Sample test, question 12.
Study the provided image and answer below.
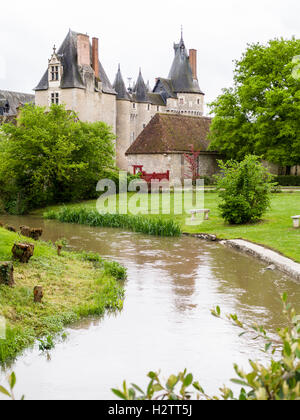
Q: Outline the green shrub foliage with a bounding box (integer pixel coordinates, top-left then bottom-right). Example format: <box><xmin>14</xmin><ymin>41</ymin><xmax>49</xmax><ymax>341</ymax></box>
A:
<box><xmin>0</xmin><ymin>104</ymin><xmax>116</xmax><ymax>214</ymax></box>
<box><xmin>274</xmin><ymin>175</ymin><xmax>300</xmax><ymax>186</ymax></box>
<box><xmin>215</xmin><ymin>155</ymin><xmax>275</xmax><ymax>225</ymax></box>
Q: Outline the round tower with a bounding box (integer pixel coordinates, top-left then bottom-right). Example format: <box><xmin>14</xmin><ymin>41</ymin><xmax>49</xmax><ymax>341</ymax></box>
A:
<box><xmin>113</xmin><ymin>65</ymin><xmax>132</xmax><ymax>171</ymax></box>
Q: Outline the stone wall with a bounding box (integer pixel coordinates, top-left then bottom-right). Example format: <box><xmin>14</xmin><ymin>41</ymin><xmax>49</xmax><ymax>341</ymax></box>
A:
<box><xmin>127</xmin><ymin>152</ymin><xmax>220</xmax><ymax>182</ymax></box>
<box><xmin>35</xmin><ymin>88</ymin><xmax>117</xmax><ymax>133</ymax></box>
<box><xmin>129</xmin><ymin>102</ymin><xmax>167</xmax><ymax>145</ymax></box>
<box><xmin>166</xmin><ymin>93</ymin><xmax>204</xmax><ymax>116</ymax></box>
<box><xmin>197</xmin><ymin>154</ymin><xmax>221</xmax><ymax>177</ymax></box>
<box><xmin>127</xmin><ymin>153</ymin><xmax>183</xmax><ymax>181</ymax></box>
<box><xmin>291</xmin><ymin>166</ymin><xmax>300</xmax><ymax>176</ymax></box>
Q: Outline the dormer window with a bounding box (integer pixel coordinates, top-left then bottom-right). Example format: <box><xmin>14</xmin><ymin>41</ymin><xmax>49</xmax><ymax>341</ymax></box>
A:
<box><xmin>51</xmin><ymin>66</ymin><xmax>59</xmax><ymax>81</ymax></box>
<box><xmin>48</xmin><ymin>45</ymin><xmax>62</xmax><ymax>85</ymax></box>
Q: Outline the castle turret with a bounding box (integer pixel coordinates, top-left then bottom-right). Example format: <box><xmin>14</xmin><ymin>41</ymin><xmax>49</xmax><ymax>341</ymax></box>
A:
<box><xmin>168</xmin><ymin>35</ymin><xmax>203</xmax><ymax>95</ymax></box>
<box><xmin>113</xmin><ymin>65</ymin><xmax>132</xmax><ymax>170</ymax></box>
<box><xmin>133</xmin><ymin>69</ymin><xmax>149</xmax><ymax>103</ymax></box>
<box><xmin>152</xmin><ymin>32</ymin><xmax>205</xmax><ymax>116</ymax></box>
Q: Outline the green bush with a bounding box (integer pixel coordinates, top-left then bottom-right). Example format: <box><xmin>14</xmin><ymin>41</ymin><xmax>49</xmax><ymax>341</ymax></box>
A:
<box><xmin>0</xmin><ymin>104</ymin><xmax>116</xmax><ymax>214</ymax></box>
<box><xmin>197</xmin><ymin>176</ymin><xmax>216</xmax><ymax>186</ymax></box>
<box><xmin>102</xmin><ymin>170</ymin><xmax>141</xmax><ymax>194</ymax></box>
<box><xmin>79</xmin><ymin>251</ymin><xmax>127</xmax><ymax>281</ymax></box>
<box><xmin>103</xmin><ymin>261</ymin><xmax>127</xmax><ymax>281</ymax></box>
<box><xmin>215</xmin><ymin>155</ymin><xmax>275</xmax><ymax>225</ymax></box>
<box><xmin>274</xmin><ymin>176</ymin><xmax>300</xmax><ymax>186</ymax></box>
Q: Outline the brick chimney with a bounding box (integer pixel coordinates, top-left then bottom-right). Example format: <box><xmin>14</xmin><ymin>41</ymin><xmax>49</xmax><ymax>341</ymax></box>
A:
<box><xmin>189</xmin><ymin>49</ymin><xmax>198</xmax><ymax>81</ymax></box>
<box><xmin>92</xmin><ymin>37</ymin><xmax>100</xmax><ymax>79</ymax></box>
<box><xmin>77</xmin><ymin>34</ymin><xmax>90</xmax><ymax>67</ymax></box>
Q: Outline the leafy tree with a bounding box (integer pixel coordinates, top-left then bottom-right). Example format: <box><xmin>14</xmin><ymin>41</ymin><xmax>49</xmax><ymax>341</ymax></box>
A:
<box><xmin>215</xmin><ymin>155</ymin><xmax>274</xmax><ymax>225</ymax></box>
<box><xmin>0</xmin><ymin>104</ymin><xmax>115</xmax><ymax>213</ymax></box>
<box><xmin>208</xmin><ymin>38</ymin><xmax>300</xmax><ymax>167</ymax></box>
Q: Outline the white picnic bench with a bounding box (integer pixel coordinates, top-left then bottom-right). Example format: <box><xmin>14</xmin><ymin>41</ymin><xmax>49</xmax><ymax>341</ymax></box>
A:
<box><xmin>291</xmin><ymin>215</ymin><xmax>300</xmax><ymax>228</ymax></box>
<box><xmin>190</xmin><ymin>209</ymin><xmax>210</xmax><ymax>221</ymax></box>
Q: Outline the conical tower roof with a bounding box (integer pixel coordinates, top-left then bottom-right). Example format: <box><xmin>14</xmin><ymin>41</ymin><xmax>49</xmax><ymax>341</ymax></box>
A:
<box><xmin>168</xmin><ymin>35</ymin><xmax>203</xmax><ymax>94</ymax></box>
<box><xmin>113</xmin><ymin>65</ymin><xmax>131</xmax><ymax>101</ymax></box>
<box><xmin>133</xmin><ymin>69</ymin><xmax>149</xmax><ymax>103</ymax></box>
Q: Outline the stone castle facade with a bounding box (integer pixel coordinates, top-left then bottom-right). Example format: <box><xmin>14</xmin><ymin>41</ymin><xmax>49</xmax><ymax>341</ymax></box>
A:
<box><xmin>35</xmin><ymin>30</ymin><xmax>206</xmax><ymax>172</ymax></box>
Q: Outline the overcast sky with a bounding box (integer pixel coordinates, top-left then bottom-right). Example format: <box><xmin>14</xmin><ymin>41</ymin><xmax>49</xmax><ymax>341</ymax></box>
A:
<box><xmin>0</xmin><ymin>0</ymin><xmax>299</xmax><ymax>114</ymax></box>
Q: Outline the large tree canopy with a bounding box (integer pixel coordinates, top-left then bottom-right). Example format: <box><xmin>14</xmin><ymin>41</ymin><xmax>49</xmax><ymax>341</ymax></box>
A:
<box><xmin>0</xmin><ymin>104</ymin><xmax>116</xmax><ymax>214</ymax></box>
<box><xmin>208</xmin><ymin>38</ymin><xmax>300</xmax><ymax>166</ymax></box>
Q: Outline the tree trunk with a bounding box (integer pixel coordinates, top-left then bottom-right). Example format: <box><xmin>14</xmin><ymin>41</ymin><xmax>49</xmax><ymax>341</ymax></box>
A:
<box><xmin>20</xmin><ymin>226</ymin><xmax>31</xmax><ymax>238</ymax></box>
<box><xmin>12</xmin><ymin>243</ymin><xmax>34</xmax><ymax>263</ymax></box>
<box><xmin>20</xmin><ymin>226</ymin><xmax>43</xmax><ymax>241</ymax></box>
<box><xmin>6</xmin><ymin>226</ymin><xmax>16</xmax><ymax>233</ymax></box>
<box><xmin>57</xmin><ymin>244</ymin><xmax>63</xmax><ymax>256</ymax></box>
<box><xmin>30</xmin><ymin>228</ymin><xmax>43</xmax><ymax>241</ymax></box>
<box><xmin>34</xmin><ymin>286</ymin><xmax>43</xmax><ymax>303</ymax></box>
<box><xmin>0</xmin><ymin>262</ymin><xmax>15</xmax><ymax>287</ymax></box>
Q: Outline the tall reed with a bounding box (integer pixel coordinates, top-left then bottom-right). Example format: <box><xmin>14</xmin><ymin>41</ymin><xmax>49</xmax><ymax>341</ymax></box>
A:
<box><xmin>44</xmin><ymin>208</ymin><xmax>181</xmax><ymax>237</ymax></box>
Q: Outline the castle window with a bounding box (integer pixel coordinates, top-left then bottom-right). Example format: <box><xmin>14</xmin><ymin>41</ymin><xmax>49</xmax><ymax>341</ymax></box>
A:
<box><xmin>147</xmin><ymin>104</ymin><xmax>150</xmax><ymax>111</ymax></box>
<box><xmin>51</xmin><ymin>92</ymin><xmax>60</xmax><ymax>105</ymax></box>
<box><xmin>133</xmin><ymin>103</ymin><xmax>136</xmax><ymax>109</ymax></box>
<box><xmin>143</xmin><ymin>124</ymin><xmax>146</xmax><ymax>129</ymax></box>
<box><xmin>51</xmin><ymin>66</ymin><xmax>59</xmax><ymax>81</ymax></box>
<box><xmin>157</xmin><ymin>106</ymin><xmax>160</xmax><ymax>112</ymax></box>
<box><xmin>179</xmin><ymin>98</ymin><xmax>184</xmax><ymax>105</ymax></box>
<box><xmin>197</xmin><ymin>99</ymin><xmax>201</xmax><ymax>105</ymax></box>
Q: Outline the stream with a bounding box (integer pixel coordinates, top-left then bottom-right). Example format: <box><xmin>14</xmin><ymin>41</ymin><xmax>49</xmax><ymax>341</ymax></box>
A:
<box><xmin>1</xmin><ymin>215</ymin><xmax>300</xmax><ymax>400</ymax></box>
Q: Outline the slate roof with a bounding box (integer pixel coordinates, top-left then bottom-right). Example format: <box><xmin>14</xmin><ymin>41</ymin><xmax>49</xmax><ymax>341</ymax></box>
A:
<box><xmin>147</xmin><ymin>93</ymin><xmax>165</xmax><ymax>106</ymax></box>
<box><xmin>132</xmin><ymin>69</ymin><xmax>148</xmax><ymax>103</ymax></box>
<box><xmin>126</xmin><ymin>113</ymin><xmax>214</xmax><ymax>155</ymax></box>
<box><xmin>152</xmin><ymin>36</ymin><xmax>204</xmax><ymax>102</ymax></box>
<box><xmin>168</xmin><ymin>37</ymin><xmax>203</xmax><ymax>94</ymax></box>
<box><xmin>113</xmin><ymin>65</ymin><xmax>131</xmax><ymax>101</ymax></box>
<box><xmin>153</xmin><ymin>78</ymin><xmax>177</xmax><ymax>103</ymax></box>
<box><xmin>35</xmin><ymin>30</ymin><xmax>116</xmax><ymax>95</ymax></box>
<box><xmin>0</xmin><ymin>90</ymin><xmax>34</xmax><ymax>115</ymax></box>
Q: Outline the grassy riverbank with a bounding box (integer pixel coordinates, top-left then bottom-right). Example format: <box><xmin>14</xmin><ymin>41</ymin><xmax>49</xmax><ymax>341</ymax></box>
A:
<box><xmin>41</xmin><ymin>192</ymin><xmax>300</xmax><ymax>263</ymax></box>
<box><xmin>0</xmin><ymin>227</ymin><xmax>125</xmax><ymax>364</ymax></box>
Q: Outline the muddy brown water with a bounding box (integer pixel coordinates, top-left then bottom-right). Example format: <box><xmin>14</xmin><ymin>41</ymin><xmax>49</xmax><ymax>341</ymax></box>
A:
<box><xmin>1</xmin><ymin>215</ymin><xmax>300</xmax><ymax>400</ymax></box>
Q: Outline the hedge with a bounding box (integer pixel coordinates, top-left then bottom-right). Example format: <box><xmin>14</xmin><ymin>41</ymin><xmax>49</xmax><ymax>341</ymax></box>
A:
<box><xmin>274</xmin><ymin>176</ymin><xmax>300</xmax><ymax>186</ymax></box>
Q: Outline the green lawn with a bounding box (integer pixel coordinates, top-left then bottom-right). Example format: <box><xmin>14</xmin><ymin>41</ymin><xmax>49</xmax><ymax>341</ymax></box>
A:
<box><xmin>0</xmin><ymin>227</ymin><xmax>125</xmax><ymax>364</ymax></box>
<box><xmin>39</xmin><ymin>192</ymin><xmax>300</xmax><ymax>263</ymax></box>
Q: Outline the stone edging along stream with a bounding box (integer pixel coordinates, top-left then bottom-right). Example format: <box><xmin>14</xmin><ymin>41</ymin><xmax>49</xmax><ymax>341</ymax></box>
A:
<box><xmin>183</xmin><ymin>233</ymin><xmax>300</xmax><ymax>282</ymax></box>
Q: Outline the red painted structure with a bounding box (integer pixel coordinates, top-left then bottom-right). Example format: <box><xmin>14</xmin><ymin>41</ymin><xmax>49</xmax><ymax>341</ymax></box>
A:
<box><xmin>132</xmin><ymin>165</ymin><xmax>170</xmax><ymax>183</ymax></box>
